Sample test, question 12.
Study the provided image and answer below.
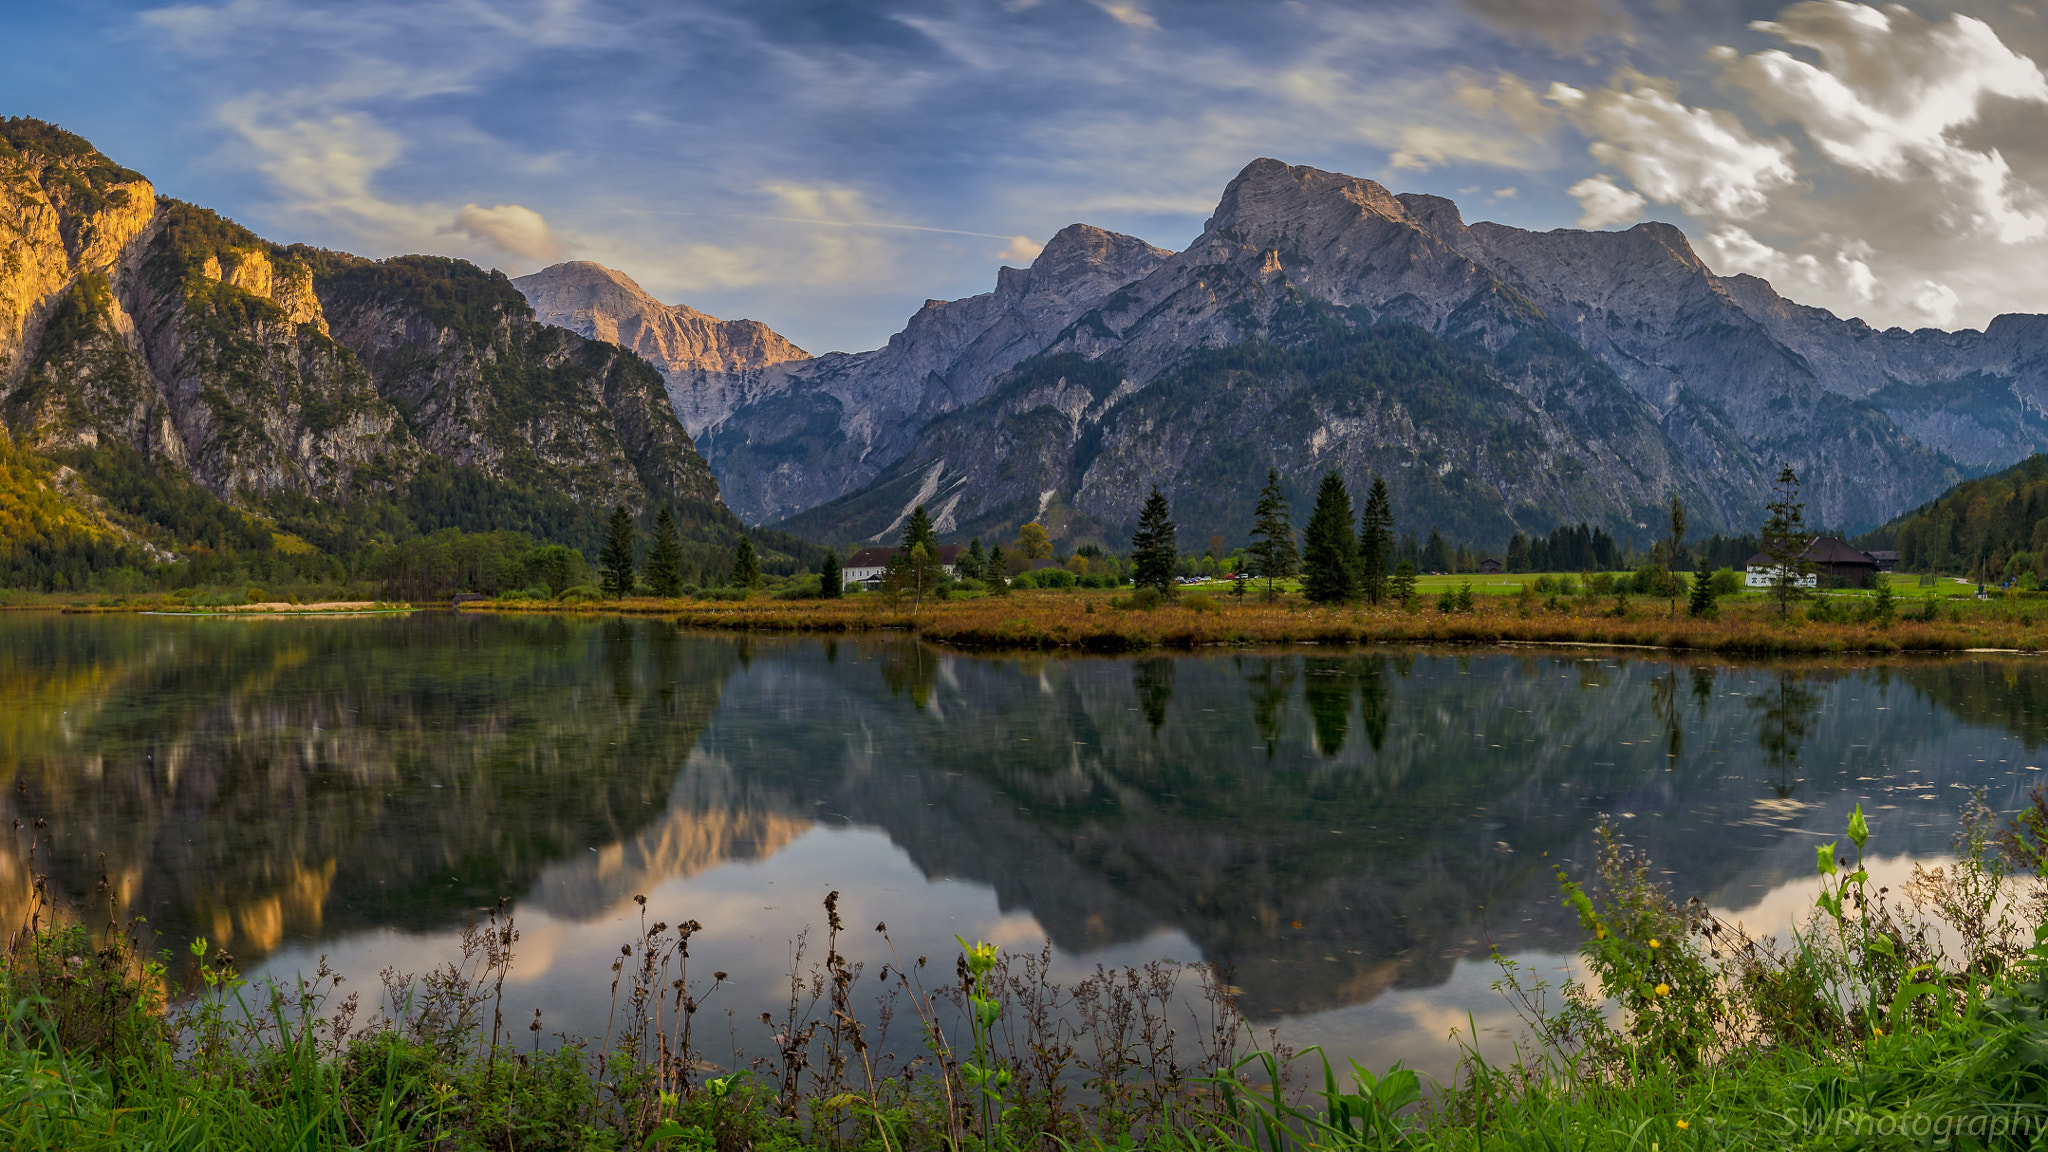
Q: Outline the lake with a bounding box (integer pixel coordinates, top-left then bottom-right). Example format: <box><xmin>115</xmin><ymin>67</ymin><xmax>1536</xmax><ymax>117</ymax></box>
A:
<box><xmin>2</xmin><ymin>611</ymin><xmax>2041</xmax><ymax>1080</ymax></box>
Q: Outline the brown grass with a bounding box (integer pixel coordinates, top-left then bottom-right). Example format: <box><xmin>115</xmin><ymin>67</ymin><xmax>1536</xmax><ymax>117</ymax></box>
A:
<box><xmin>474</xmin><ymin>589</ymin><xmax>2048</xmax><ymax>654</ymax></box>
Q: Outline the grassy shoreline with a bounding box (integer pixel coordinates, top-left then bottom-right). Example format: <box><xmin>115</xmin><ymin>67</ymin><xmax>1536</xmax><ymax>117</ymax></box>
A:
<box><xmin>472</xmin><ymin>586</ymin><xmax>2048</xmax><ymax>656</ymax></box>
<box><xmin>15</xmin><ymin>581</ymin><xmax>2048</xmax><ymax>654</ymax></box>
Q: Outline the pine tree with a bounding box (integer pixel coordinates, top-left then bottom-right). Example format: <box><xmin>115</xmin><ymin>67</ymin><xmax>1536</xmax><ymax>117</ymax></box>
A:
<box><xmin>882</xmin><ymin>543</ymin><xmax>943</xmax><ymax>609</ymax></box>
<box><xmin>1505</xmin><ymin>531</ymin><xmax>1529</xmax><ymax>573</ymax></box>
<box><xmin>1759</xmin><ymin>465</ymin><xmax>1810</xmax><ymax>618</ymax></box>
<box><xmin>818</xmin><ymin>549</ymin><xmax>842</xmax><ymax>599</ymax></box>
<box><xmin>1421</xmin><ymin>528</ymin><xmax>1450</xmax><ymax>574</ymax></box>
<box><xmin>644</xmin><ymin>506</ymin><xmax>683</xmax><ymax>597</ymax></box>
<box><xmin>903</xmin><ymin>505</ymin><xmax>937</xmax><ymax>555</ymax></box>
<box><xmin>1687</xmin><ymin>568</ymin><xmax>1716</xmax><ymax>619</ymax></box>
<box><xmin>1231</xmin><ymin>567</ymin><xmax>1248</xmax><ymax>601</ymax></box>
<box><xmin>730</xmin><ymin>535</ymin><xmax>761</xmax><ymax>590</ymax></box>
<box><xmin>599</xmin><ymin>504</ymin><xmax>637</xmax><ymax>599</ymax></box>
<box><xmin>1130</xmin><ymin>487</ymin><xmax>1179</xmax><ymax>596</ymax></box>
<box><xmin>985</xmin><ymin>544</ymin><xmax>1009</xmax><ymax>594</ymax></box>
<box><xmin>1357</xmin><ymin>475</ymin><xmax>1393</xmax><ymax>604</ymax></box>
<box><xmin>1246</xmin><ymin>469</ymin><xmax>1298</xmax><ymax>601</ymax></box>
<box><xmin>965</xmin><ymin>538</ymin><xmax>987</xmax><ymax>583</ymax></box>
<box><xmin>1301</xmin><ymin>472</ymin><xmax>1358</xmax><ymax>604</ymax></box>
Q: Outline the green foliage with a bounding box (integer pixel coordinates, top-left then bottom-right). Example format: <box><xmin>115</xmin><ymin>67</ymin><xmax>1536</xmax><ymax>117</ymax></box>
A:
<box><xmin>599</xmin><ymin>504</ymin><xmax>637</xmax><ymax>598</ymax></box>
<box><xmin>1687</xmin><ymin>569</ymin><xmax>1718</xmax><ymax>619</ymax></box>
<box><xmin>817</xmin><ymin>549</ymin><xmax>842</xmax><ymax>599</ymax></box>
<box><xmin>1129</xmin><ymin>487</ymin><xmax>1179</xmax><ymax>596</ymax></box>
<box><xmin>1301</xmin><ymin>472</ymin><xmax>1358</xmax><ymax>604</ymax></box>
<box><xmin>1389</xmin><ymin>559</ymin><xmax>1417</xmax><ymax>607</ymax></box>
<box><xmin>1872</xmin><ymin>452</ymin><xmax>2048</xmax><ymax>579</ymax></box>
<box><xmin>900</xmin><ymin>504</ymin><xmax>936</xmax><ymax>554</ymax></box>
<box><xmin>730</xmin><ymin>536</ymin><xmax>761</xmax><ymax>590</ymax></box>
<box><xmin>1246</xmin><ymin>469</ymin><xmax>1297</xmax><ymax>601</ymax></box>
<box><xmin>297</xmin><ymin>251</ymin><xmax>533</xmax><ymax>338</ymax></box>
<box><xmin>1357</xmin><ymin>475</ymin><xmax>1393</xmax><ymax>604</ymax></box>
<box><xmin>645</xmin><ymin>507</ymin><xmax>684</xmax><ymax>597</ymax></box>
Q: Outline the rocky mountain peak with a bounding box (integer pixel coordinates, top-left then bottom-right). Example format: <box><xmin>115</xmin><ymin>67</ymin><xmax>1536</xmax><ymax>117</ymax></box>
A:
<box><xmin>1202</xmin><ymin>158</ymin><xmax>1411</xmax><ymax>243</ymax></box>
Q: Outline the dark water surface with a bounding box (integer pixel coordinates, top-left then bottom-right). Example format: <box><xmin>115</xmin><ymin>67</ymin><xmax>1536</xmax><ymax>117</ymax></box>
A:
<box><xmin>3</xmin><ymin>611</ymin><xmax>2043</xmax><ymax>1076</ymax></box>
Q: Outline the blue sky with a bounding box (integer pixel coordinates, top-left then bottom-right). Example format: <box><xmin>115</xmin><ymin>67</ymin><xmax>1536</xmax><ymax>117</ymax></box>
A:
<box><xmin>10</xmin><ymin>0</ymin><xmax>2048</xmax><ymax>352</ymax></box>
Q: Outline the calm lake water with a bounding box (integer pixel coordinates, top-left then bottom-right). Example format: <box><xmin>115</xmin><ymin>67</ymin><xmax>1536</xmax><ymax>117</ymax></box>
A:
<box><xmin>3</xmin><ymin>611</ymin><xmax>2044</xmax><ymax>1079</ymax></box>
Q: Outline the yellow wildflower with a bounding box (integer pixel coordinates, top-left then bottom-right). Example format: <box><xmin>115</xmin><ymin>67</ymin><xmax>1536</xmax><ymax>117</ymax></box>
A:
<box><xmin>1655</xmin><ymin>983</ymin><xmax>1671</xmax><ymax>996</ymax></box>
<box><xmin>1649</xmin><ymin>938</ymin><xmax>1661</xmax><ymax>949</ymax></box>
<box><xmin>1677</xmin><ymin>1120</ymin><xmax>1689</xmax><ymax>1130</ymax></box>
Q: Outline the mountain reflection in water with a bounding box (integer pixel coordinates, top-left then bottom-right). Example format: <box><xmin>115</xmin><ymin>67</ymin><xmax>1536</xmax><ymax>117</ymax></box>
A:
<box><xmin>3</xmin><ymin>614</ymin><xmax>2044</xmax><ymax>1034</ymax></box>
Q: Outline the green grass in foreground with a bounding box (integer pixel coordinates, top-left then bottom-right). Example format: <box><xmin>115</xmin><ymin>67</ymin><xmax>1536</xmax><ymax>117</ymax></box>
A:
<box><xmin>4</xmin><ymin>796</ymin><xmax>2048</xmax><ymax>1149</ymax></box>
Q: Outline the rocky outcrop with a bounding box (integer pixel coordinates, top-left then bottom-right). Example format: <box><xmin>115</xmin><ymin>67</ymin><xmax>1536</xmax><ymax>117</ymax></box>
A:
<box><xmin>513</xmin><ymin>261</ymin><xmax>809</xmax><ymax>434</ymax></box>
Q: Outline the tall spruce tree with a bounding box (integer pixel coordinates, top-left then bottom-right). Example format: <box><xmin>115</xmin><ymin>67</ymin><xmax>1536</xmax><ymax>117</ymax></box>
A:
<box><xmin>1505</xmin><ymin>532</ymin><xmax>1529</xmax><ymax>573</ymax></box>
<box><xmin>1421</xmin><ymin>528</ymin><xmax>1450</xmax><ymax>574</ymax></box>
<box><xmin>1357</xmin><ymin>475</ymin><xmax>1393</xmax><ymax>604</ymax></box>
<box><xmin>1759</xmin><ymin>465</ymin><xmax>1810</xmax><ymax>618</ymax></box>
<box><xmin>1301</xmin><ymin>472</ymin><xmax>1358</xmax><ymax>603</ymax></box>
<box><xmin>644</xmin><ymin>506</ymin><xmax>683</xmax><ymax>597</ymax></box>
<box><xmin>818</xmin><ymin>549</ymin><xmax>842</xmax><ymax>598</ymax></box>
<box><xmin>965</xmin><ymin>538</ymin><xmax>987</xmax><ymax>583</ymax></box>
<box><xmin>1246</xmin><ymin>469</ymin><xmax>1298</xmax><ymax>601</ymax></box>
<box><xmin>730</xmin><ymin>535</ymin><xmax>761</xmax><ymax>590</ymax></box>
<box><xmin>902</xmin><ymin>505</ymin><xmax>937</xmax><ymax>555</ymax></box>
<box><xmin>985</xmin><ymin>544</ymin><xmax>1009</xmax><ymax>593</ymax></box>
<box><xmin>599</xmin><ymin>504</ymin><xmax>637</xmax><ymax>598</ymax></box>
<box><xmin>1130</xmin><ymin>487</ymin><xmax>1179</xmax><ymax>596</ymax></box>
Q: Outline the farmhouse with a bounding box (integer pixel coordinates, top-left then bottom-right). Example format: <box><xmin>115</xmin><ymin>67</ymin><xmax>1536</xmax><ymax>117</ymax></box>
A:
<box><xmin>843</xmin><ymin>545</ymin><xmax>964</xmax><ymax>585</ymax></box>
<box><xmin>1744</xmin><ymin>537</ymin><xmax>1880</xmax><ymax>589</ymax></box>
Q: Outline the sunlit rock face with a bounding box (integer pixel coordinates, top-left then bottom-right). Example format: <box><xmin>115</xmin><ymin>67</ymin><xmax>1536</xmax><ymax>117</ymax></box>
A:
<box><xmin>0</xmin><ymin>119</ymin><xmax>736</xmax><ymax>537</ymax></box>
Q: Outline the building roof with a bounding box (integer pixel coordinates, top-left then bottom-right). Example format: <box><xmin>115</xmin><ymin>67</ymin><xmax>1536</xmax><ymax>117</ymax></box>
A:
<box><xmin>1744</xmin><ymin>537</ymin><xmax>1876</xmax><ymax>568</ymax></box>
<box><xmin>845</xmin><ymin>544</ymin><xmax>964</xmax><ymax>569</ymax></box>
<box><xmin>1869</xmin><ymin>550</ymin><xmax>1899</xmax><ymax>561</ymax></box>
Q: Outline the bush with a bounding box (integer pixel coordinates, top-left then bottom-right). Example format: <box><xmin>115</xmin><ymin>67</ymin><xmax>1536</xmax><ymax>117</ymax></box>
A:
<box><xmin>1710</xmin><ymin>567</ymin><xmax>1744</xmax><ymax>596</ymax></box>
<box><xmin>556</xmin><ymin>585</ymin><xmax>602</xmax><ymax>602</ymax></box>
<box><xmin>1182</xmin><ymin>591</ymin><xmax>1220</xmax><ymax>614</ymax></box>
<box><xmin>244</xmin><ymin>586</ymin><xmax>268</xmax><ymax>604</ymax></box>
<box><xmin>1114</xmin><ymin>586</ymin><xmax>1164</xmax><ymax>610</ymax></box>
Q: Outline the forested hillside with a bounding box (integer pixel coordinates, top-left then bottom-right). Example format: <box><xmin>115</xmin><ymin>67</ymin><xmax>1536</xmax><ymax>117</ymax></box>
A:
<box><xmin>1863</xmin><ymin>454</ymin><xmax>2048</xmax><ymax>581</ymax></box>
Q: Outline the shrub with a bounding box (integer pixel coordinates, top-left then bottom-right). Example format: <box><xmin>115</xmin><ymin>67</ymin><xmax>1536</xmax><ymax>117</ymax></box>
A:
<box><xmin>1710</xmin><ymin>567</ymin><xmax>1744</xmax><ymax>596</ymax></box>
<box><xmin>1116</xmin><ymin>586</ymin><xmax>1164</xmax><ymax>611</ymax></box>
<box><xmin>244</xmin><ymin>586</ymin><xmax>268</xmax><ymax>603</ymax></box>
<box><xmin>1182</xmin><ymin>591</ymin><xmax>1220</xmax><ymax>614</ymax></box>
<box><xmin>556</xmin><ymin>585</ymin><xmax>602</xmax><ymax>602</ymax></box>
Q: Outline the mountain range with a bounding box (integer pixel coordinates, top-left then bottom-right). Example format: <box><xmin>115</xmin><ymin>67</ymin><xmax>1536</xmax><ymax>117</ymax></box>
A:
<box><xmin>522</xmin><ymin>159</ymin><xmax>2048</xmax><ymax>551</ymax></box>
<box><xmin>0</xmin><ymin>116</ymin><xmax>749</xmax><ymax>579</ymax></box>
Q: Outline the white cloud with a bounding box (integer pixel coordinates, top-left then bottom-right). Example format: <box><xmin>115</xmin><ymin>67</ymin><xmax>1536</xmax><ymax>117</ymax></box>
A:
<box><xmin>1558</xmin><ymin>76</ymin><xmax>1798</xmax><ymax>221</ymax></box>
<box><xmin>995</xmin><ymin>235</ymin><xmax>1044</xmax><ymax>263</ymax></box>
<box><xmin>1722</xmin><ymin>1</ymin><xmax>2048</xmax><ymax>242</ymax></box>
<box><xmin>442</xmin><ymin>203</ymin><xmax>565</xmax><ymax>262</ymax></box>
<box><xmin>1567</xmin><ymin>174</ymin><xmax>1644</xmax><ymax>228</ymax></box>
<box><xmin>1091</xmin><ymin>1</ymin><xmax>1159</xmax><ymax>31</ymax></box>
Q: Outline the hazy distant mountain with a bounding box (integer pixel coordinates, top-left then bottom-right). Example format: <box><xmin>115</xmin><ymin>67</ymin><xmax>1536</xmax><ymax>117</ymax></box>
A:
<box><xmin>774</xmin><ymin>159</ymin><xmax>2048</xmax><ymax>548</ymax></box>
<box><xmin>513</xmin><ymin>261</ymin><xmax>810</xmax><ymax>434</ymax></box>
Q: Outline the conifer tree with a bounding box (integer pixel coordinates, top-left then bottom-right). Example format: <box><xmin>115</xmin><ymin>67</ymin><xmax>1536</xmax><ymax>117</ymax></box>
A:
<box><xmin>985</xmin><ymin>544</ymin><xmax>1010</xmax><ymax>594</ymax></box>
<box><xmin>599</xmin><ymin>504</ymin><xmax>637</xmax><ymax>598</ymax></box>
<box><xmin>1687</xmin><ymin>568</ymin><xmax>1716</xmax><ymax>619</ymax></box>
<box><xmin>1357</xmin><ymin>477</ymin><xmax>1394</xmax><ymax>604</ymax></box>
<box><xmin>1246</xmin><ymin>469</ymin><xmax>1298</xmax><ymax>601</ymax></box>
<box><xmin>903</xmin><ymin>505</ymin><xmax>937</xmax><ymax>555</ymax></box>
<box><xmin>645</xmin><ymin>506</ymin><xmax>683</xmax><ymax>597</ymax></box>
<box><xmin>965</xmin><ymin>538</ymin><xmax>987</xmax><ymax>583</ymax></box>
<box><xmin>1664</xmin><ymin>494</ymin><xmax>1688</xmax><ymax>617</ymax></box>
<box><xmin>730</xmin><ymin>535</ymin><xmax>761</xmax><ymax>590</ymax></box>
<box><xmin>1759</xmin><ymin>465</ymin><xmax>1810</xmax><ymax>618</ymax></box>
<box><xmin>1301</xmin><ymin>472</ymin><xmax>1358</xmax><ymax>603</ymax></box>
<box><xmin>1505</xmin><ymin>531</ymin><xmax>1529</xmax><ymax>573</ymax></box>
<box><xmin>818</xmin><ymin>549</ymin><xmax>842</xmax><ymax>599</ymax></box>
<box><xmin>1421</xmin><ymin>528</ymin><xmax>1450</xmax><ymax>574</ymax></box>
<box><xmin>1130</xmin><ymin>487</ymin><xmax>1179</xmax><ymax>596</ymax></box>
<box><xmin>1390</xmin><ymin>559</ymin><xmax>1418</xmax><ymax>606</ymax></box>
